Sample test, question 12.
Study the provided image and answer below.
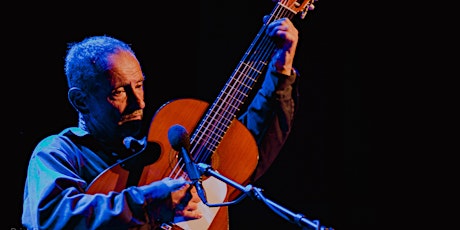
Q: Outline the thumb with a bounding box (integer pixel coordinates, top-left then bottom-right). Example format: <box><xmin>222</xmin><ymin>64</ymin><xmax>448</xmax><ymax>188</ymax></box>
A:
<box><xmin>140</xmin><ymin>177</ymin><xmax>190</xmax><ymax>201</ymax></box>
<box><xmin>162</xmin><ymin>177</ymin><xmax>190</xmax><ymax>191</ymax></box>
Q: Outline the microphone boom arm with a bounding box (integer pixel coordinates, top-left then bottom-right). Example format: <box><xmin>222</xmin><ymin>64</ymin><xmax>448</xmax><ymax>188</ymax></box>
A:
<box><xmin>196</xmin><ymin>163</ymin><xmax>334</xmax><ymax>230</ymax></box>
<box><xmin>167</xmin><ymin>124</ymin><xmax>332</xmax><ymax>229</ymax></box>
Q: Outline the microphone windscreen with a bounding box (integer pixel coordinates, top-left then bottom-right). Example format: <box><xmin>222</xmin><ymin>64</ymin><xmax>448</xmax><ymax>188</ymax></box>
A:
<box><xmin>167</xmin><ymin>124</ymin><xmax>190</xmax><ymax>151</ymax></box>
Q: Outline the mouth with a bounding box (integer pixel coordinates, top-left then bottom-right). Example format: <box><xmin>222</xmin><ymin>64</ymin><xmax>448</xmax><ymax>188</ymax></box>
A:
<box><xmin>118</xmin><ymin>109</ymin><xmax>143</xmax><ymax>125</ymax></box>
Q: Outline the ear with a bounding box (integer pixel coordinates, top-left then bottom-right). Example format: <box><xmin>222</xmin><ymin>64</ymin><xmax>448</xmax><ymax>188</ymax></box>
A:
<box><xmin>68</xmin><ymin>87</ymin><xmax>90</xmax><ymax>114</ymax></box>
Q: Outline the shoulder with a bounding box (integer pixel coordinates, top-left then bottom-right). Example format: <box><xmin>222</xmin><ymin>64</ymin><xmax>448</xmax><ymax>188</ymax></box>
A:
<box><xmin>30</xmin><ymin>127</ymin><xmax>88</xmax><ymax>162</ymax></box>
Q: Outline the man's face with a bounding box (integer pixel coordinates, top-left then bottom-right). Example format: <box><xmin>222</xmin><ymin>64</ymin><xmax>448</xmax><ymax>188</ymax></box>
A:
<box><xmin>86</xmin><ymin>50</ymin><xmax>146</xmax><ymax>143</ymax></box>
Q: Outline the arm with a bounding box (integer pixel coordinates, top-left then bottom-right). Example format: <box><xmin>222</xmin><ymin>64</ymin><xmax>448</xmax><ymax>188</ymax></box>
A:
<box><xmin>238</xmin><ymin>66</ymin><xmax>299</xmax><ymax>181</ymax></box>
<box><xmin>21</xmin><ymin>134</ymin><xmax>190</xmax><ymax>229</ymax></box>
<box><xmin>238</xmin><ymin>17</ymin><xmax>300</xmax><ymax>181</ymax></box>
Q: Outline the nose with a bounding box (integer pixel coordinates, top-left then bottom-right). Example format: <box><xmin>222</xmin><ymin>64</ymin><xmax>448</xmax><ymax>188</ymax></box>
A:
<box><xmin>126</xmin><ymin>85</ymin><xmax>145</xmax><ymax>111</ymax></box>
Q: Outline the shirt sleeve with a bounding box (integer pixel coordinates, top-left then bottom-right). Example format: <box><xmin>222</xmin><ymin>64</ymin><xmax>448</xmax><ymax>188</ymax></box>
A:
<box><xmin>238</xmin><ymin>64</ymin><xmax>299</xmax><ymax>181</ymax></box>
<box><xmin>21</xmin><ymin>135</ymin><xmax>167</xmax><ymax>229</ymax></box>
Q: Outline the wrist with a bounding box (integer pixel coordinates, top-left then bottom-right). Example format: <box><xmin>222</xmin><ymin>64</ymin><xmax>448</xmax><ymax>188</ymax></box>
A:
<box><xmin>272</xmin><ymin>67</ymin><xmax>297</xmax><ymax>89</ymax></box>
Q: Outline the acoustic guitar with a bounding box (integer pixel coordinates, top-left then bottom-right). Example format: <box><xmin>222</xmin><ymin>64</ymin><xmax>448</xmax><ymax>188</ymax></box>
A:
<box><xmin>86</xmin><ymin>0</ymin><xmax>316</xmax><ymax>229</ymax></box>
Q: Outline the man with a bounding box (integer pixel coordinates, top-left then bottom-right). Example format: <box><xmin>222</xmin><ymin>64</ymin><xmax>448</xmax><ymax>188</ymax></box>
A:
<box><xmin>22</xmin><ymin>15</ymin><xmax>304</xmax><ymax>229</ymax></box>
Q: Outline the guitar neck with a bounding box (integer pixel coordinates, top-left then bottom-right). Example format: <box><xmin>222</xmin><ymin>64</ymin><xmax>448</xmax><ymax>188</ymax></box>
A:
<box><xmin>190</xmin><ymin>1</ymin><xmax>305</xmax><ymax>163</ymax></box>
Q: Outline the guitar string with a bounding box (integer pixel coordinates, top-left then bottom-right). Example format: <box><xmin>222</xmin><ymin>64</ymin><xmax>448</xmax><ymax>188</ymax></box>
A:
<box><xmin>192</xmin><ymin>30</ymin><xmax>274</xmax><ymax>164</ymax></box>
<box><xmin>168</xmin><ymin>2</ymin><xmax>294</xmax><ymax>181</ymax></box>
<box><xmin>193</xmin><ymin>3</ymin><xmax>293</xmax><ymax>164</ymax></box>
<box><xmin>188</xmin><ymin>2</ymin><xmax>292</xmax><ymax>168</ymax></box>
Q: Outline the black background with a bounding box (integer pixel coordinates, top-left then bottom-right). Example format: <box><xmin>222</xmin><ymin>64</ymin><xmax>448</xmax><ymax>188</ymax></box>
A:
<box><xmin>6</xmin><ymin>0</ymin><xmax>416</xmax><ymax>229</ymax></box>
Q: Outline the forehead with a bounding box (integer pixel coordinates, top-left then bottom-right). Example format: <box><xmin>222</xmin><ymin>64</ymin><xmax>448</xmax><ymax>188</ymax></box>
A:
<box><xmin>107</xmin><ymin>50</ymin><xmax>141</xmax><ymax>73</ymax></box>
<box><xmin>106</xmin><ymin>50</ymin><xmax>143</xmax><ymax>85</ymax></box>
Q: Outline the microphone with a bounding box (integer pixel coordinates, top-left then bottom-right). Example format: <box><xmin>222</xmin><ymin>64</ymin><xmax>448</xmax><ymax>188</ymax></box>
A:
<box><xmin>167</xmin><ymin>124</ymin><xmax>207</xmax><ymax>203</ymax></box>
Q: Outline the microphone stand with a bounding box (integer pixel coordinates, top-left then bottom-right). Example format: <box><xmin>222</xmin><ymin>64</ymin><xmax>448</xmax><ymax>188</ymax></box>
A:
<box><xmin>195</xmin><ymin>163</ymin><xmax>334</xmax><ymax>230</ymax></box>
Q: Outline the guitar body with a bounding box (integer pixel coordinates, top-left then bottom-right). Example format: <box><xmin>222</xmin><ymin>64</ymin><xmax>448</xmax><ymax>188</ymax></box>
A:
<box><xmin>87</xmin><ymin>98</ymin><xmax>259</xmax><ymax>229</ymax></box>
<box><xmin>147</xmin><ymin>98</ymin><xmax>259</xmax><ymax>229</ymax></box>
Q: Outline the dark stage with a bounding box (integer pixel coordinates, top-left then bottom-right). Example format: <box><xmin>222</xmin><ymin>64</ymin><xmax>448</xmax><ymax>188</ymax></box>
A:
<box><xmin>7</xmin><ymin>1</ymin><xmax>391</xmax><ymax>229</ymax></box>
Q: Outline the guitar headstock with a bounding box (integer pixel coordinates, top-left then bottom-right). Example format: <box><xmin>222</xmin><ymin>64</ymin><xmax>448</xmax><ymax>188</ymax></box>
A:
<box><xmin>276</xmin><ymin>0</ymin><xmax>318</xmax><ymax>19</ymax></box>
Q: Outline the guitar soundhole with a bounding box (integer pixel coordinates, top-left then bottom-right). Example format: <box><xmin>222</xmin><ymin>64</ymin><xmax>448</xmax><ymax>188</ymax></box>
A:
<box><xmin>166</xmin><ymin>149</ymin><xmax>221</xmax><ymax>178</ymax></box>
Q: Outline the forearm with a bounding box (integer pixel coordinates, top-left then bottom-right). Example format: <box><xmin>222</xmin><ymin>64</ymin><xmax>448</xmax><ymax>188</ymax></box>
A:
<box><xmin>22</xmin><ymin>151</ymin><xmax>163</xmax><ymax>229</ymax></box>
<box><xmin>23</xmin><ymin>182</ymin><xmax>153</xmax><ymax>229</ymax></box>
<box><xmin>238</xmin><ymin>65</ymin><xmax>299</xmax><ymax>181</ymax></box>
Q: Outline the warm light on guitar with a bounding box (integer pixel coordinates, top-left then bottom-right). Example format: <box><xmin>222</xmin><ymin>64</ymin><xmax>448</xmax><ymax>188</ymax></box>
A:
<box><xmin>86</xmin><ymin>1</ymin><xmax>324</xmax><ymax>229</ymax></box>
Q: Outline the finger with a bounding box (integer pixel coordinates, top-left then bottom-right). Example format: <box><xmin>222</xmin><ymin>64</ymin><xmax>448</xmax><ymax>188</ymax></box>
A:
<box><xmin>141</xmin><ymin>178</ymin><xmax>189</xmax><ymax>201</ymax></box>
<box><xmin>267</xmin><ymin>18</ymin><xmax>294</xmax><ymax>36</ymax></box>
<box><xmin>186</xmin><ymin>197</ymin><xmax>200</xmax><ymax>209</ymax></box>
<box><xmin>263</xmin><ymin>15</ymin><xmax>270</xmax><ymax>24</ymax></box>
<box><xmin>189</xmin><ymin>187</ymin><xmax>201</xmax><ymax>203</ymax></box>
<box><xmin>171</xmin><ymin>184</ymin><xmax>192</xmax><ymax>207</ymax></box>
<box><xmin>162</xmin><ymin>177</ymin><xmax>191</xmax><ymax>191</ymax></box>
<box><xmin>177</xmin><ymin>209</ymin><xmax>203</xmax><ymax>220</ymax></box>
